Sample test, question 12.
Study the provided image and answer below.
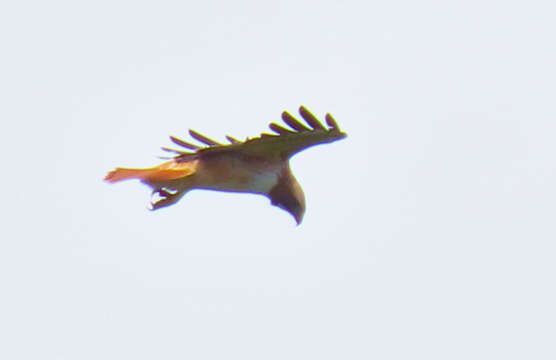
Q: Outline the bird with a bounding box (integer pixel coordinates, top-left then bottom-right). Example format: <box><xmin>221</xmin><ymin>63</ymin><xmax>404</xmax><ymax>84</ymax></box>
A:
<box><xmin>104</xmin><ymin>106</ymin><xmax>347</xmax><ymax>224</ymax></box>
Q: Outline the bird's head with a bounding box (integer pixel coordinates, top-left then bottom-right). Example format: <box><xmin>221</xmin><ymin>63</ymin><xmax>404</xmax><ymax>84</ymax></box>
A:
<box><xmin>268</xmin><ymin>169</ymin><xmax>306</xmax><ymax>225</ymax></box>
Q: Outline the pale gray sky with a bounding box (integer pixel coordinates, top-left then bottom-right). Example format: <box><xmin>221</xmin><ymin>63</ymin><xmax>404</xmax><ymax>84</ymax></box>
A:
<box><xmin>1</xmin><ymin>0</ymin><xmax>555</xmax><ymax>359</ymax></box>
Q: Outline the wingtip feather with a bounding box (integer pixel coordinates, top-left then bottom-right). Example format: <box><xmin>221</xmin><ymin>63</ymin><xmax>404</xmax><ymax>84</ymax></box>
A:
<box><xmin>170</xmin><ymin>136</ymin><xmax>200</xmax><ymax>150</ymax></box>
<box><xmin>226</xmin><ymin>135</ymin><xmax>240</xmax><ymax>144</ymax></box>
<box><xmin>299</xmin><ymin>106</ymin><xmax>326</xmax><ymax>130</ymax></box>
<box><xmin>281</xmin><ymin>111</ymin><xmax>311</xmax><ymax>132</ymax></box>
<box><xmin>189</xmin><ymin>129</ymin><xmax>221</xmax><ymax>146</ymax></box>
<box><xmin>325</xmin><ymin>113</ymin><xmax>339</xmax><ymax>130</ymax></box>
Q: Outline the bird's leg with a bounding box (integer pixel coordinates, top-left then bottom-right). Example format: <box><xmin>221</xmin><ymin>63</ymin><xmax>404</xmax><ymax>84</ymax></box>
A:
<box><xmin>149</xmin><ymin>187</ymin><xmax>185</xmax><ymax>210</ymax></box>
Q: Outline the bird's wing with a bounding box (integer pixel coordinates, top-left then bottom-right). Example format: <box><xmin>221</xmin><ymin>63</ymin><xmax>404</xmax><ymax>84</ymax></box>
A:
<box><xmin>167</xmin><ymin>106</ymin><xmax>346</xmax><ymax>162</ymax></box>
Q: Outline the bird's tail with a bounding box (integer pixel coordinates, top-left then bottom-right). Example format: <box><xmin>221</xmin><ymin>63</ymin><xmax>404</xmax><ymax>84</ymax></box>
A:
<box><xmin>104</xmin><ymin>160</ymin><xmax>198</xmax><ymax>183</ymax></box>
<box><xmin>104</xmin><ymin>168</ymin><xmax>153</xmax><ymax>183</ymax></box>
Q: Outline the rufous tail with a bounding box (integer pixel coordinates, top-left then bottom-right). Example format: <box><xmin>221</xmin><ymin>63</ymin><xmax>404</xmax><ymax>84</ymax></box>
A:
<box><xmin>104</xmin><ymin>160</ymin><xmax>198</xmax><ymax>183</ymax></box>
<box><xmin>104</xmin><ymin>168</ymin><xmax>154</xmax><ymax>183</ymax></box>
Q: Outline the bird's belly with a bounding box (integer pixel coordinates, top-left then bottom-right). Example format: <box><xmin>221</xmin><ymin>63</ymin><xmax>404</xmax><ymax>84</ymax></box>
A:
<box><xmin>205</xmin><ymin>170</ymin><xmax>278</xmax><ymax>194</ymax></box>
<box><xmin>198</xmin><ymin>157</ymin><xmax>280</xmax><ymax>194</ymax></box>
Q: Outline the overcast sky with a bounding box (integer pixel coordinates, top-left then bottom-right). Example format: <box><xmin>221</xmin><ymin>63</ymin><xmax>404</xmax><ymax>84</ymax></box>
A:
<box><xmin>1</xmin><ymin>0</ymin><xmax>555</xmax><ymax>359</ymax></box>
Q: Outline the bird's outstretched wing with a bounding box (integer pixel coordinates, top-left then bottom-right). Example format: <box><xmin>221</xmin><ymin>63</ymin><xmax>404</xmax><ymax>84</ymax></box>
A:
<box><xmin>167</xmin><ymin>106</ymin><xmax>347</xmax><ymax>162</ymax></box>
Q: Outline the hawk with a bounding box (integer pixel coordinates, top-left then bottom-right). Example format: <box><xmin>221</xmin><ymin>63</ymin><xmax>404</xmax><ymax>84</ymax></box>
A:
<box><xmin>105</xmin><ymin>106</ymin><xmax>347</xmax><ymax>224</ymax></box>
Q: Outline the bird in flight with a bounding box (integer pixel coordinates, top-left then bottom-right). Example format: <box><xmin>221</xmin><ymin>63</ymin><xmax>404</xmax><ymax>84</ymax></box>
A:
<box><xmin>104</xmin><ymin>106</ymin><xmax>347</xmax><ymax>224</ymax></box>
